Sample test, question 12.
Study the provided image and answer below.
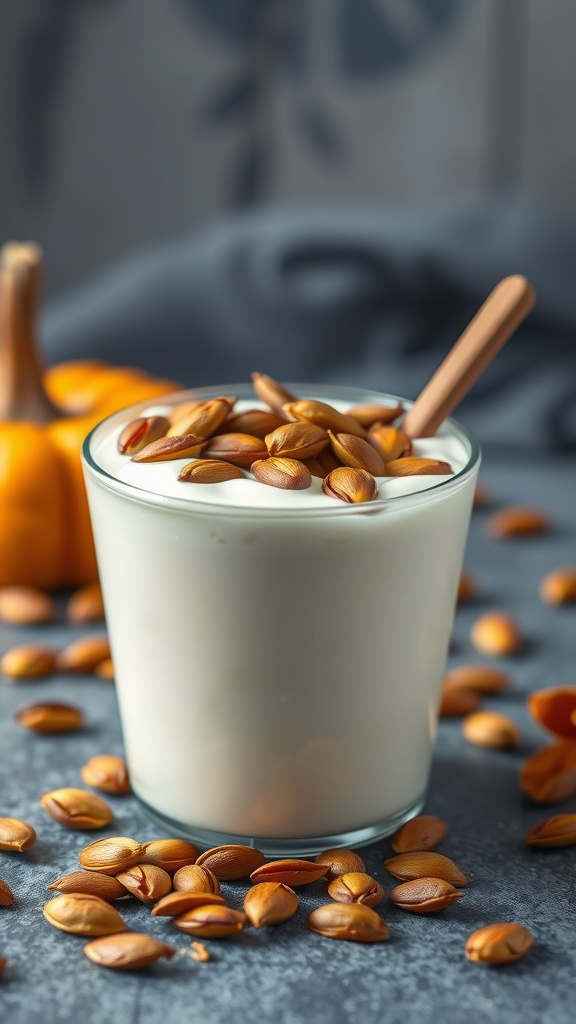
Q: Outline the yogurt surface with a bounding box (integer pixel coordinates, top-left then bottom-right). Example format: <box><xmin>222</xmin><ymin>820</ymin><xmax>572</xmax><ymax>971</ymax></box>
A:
<box><xmin>92</xmin><ymin>396</ymin><xmax>470</xmax><ymax>510</ymax></box>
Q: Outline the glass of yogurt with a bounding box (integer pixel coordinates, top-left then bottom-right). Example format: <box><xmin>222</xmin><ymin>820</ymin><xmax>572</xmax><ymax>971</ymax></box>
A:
<box><xmin>82</xmin><ymin>383</ymin><xmax>480</xmax><ymax>856</ymax></box>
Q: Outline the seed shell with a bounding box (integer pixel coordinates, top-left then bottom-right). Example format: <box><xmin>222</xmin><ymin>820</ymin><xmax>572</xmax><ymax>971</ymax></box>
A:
<box><xmin>443</xmin><ymin>664</ymin><xmax>510</xmax><ymax>695</ymax></box>
<box><xmin>527</xmin><ymin>686</ymin><xmax>576</xmax><ymax>740</ymax></box>
<box><xmin>14</xmin><ymin>700</ymin><xmax>84</xmax><ymax>733</ymax></box>
<box><xmin>0</xmin><ymin>817</ymin><xmax>36</xmax><ymax>852</ymax></box>
<box><xmin>39</xmin><ymin>788</ymin><xmax>114</xmax><ymax>830</ymax></box>
<box><xmin>250</xmin><ymin>858</ymin><xmax>328</xmax><ymax>887</ymax></box>
<box><xmin>328</xmin><ymin>432</ymin><xmax>386</xmax><ymax>476</ymax></box>
<box><xmin>131</xmin><ymin>434</ymin><xmax>205</xmax><ymax>463</ymax></box>
<box><xmin>389</xmin><ymin>877</ymin><xmax>462</xmax><ymax>913</ymax></box>
<box><xmin>251</xmin><ymin>372</ymin><xmax>295</xmax><ymax>415</ymax></box>
<box><xmin>464</xmin><ymin>922</ymin><xmax>534</xmax><ymax>964</ymax></box>
<box><xmin>243</xmin><ymin>882</ymin><xmax>299</xmax><ymax>927</ymax></box>
<box><xmin>302</xmin><ymin>448</ymin><xmax>341</xmax><ymax>479</ymax></box>
<box><xmin>384</xmin><ymin>852</ymin><xmax>468</xmax><ymax>887</ymax></box>
<box><xmin>265</xmin><ymin>422</ymin><xmax>329</xmax><ymax>461</ymax></box>
<box><xmin>1</xmin><ymin>644</ymin><xmax>57</xmax><ymax>680</ymax></box>
<box><xmin>470</xmin><ymin>612</ymin><xmax>523</xmax><ymax>657</ymax></box>
<box><xmin>83</xmin><ymin>932</ymin><xmax>175</xmax><ymax>970</ymax></box>
<box><xmin>178</xmin><ymin>459</ymin><xmax>245</xmax><ymax>484</ymax></box>
<box><xmin>314</xmin><ymin>849</ymin><xmax>366</xmax><ymax>880</ymax></box>
<box><xmin>47</xmin><ymin>872</ymin><xmax>128</xmax><ymax>901</ymax></box>
<box><xmin>462</xmin><ymin>711</ymin><xmax>520</xmax><ymax>750</ymax></box>
<box><xmin>151</xmin><ymin>891</ymin><xmax>226</xmax><ymax>917</ymax></box>
<box><xmin>141</xmin><ymin>838</ymin><xmax>198</xmax><ymax>872</ymax></box>
<box><xmin>486</xmin><ymin>507</ymin><xmax>550</xmax><ymax>539</ymax></box>
<box><xmin>173</xmin><ymin>905</ymin><xmax>246</xmax><ymax>938</ymax></box>
<box><xmin>167</xmin><ymin>397</ymin><xmax>233</xmax><ymax>439</ymax></box>
<box><xmin>524</xmin><ymin>813</ymin><xmax>576</xmax><ymax>847</ymax></box>
<box><xmin>67</xmin><ymin>584</ymin><xmax>105</xmax><ymax>624</ymax></box>
<box><xmin>520</xmin><ymin>741</ymin><xmax>576</xmax><ymax>803</ymax></box>
<box><xmin>202</xmin><ymin>433</ymin><xmax>268</xmax><ymax>467</ymax></box>
<box><xmin>283</xmin><ymin>399</ymin><xmax>366</xmax><ymax>438</ymax></box>
<box><xmin>439</xmin><ymin>686</ymin><xmax>482</xmax><ymax>717</ymax></box>
<box><xmin>306</xmin><ymin>903</ymin><xmax>389</xmax><ymax>942</ymax></box>
<box><xmin>172</xmin><ymin>864</ymin><xmax>221</xmax><ymax>895</ymax></box>
<box><xmin>94</xmin><ymin>658</ymin><xmax>114</xmax><ymax>680</ymax></box>
<box><xmin>222</xmin><ymin>409</ymin><xmax>286</xmax><ymax>438</ymax></box>
<box><xmin>117</xmin><ymin>415</ymin><xmax>170</xmax><ymax>455</ymax></box>
<box><xmin>195</xmin><ymin>844</ymin><xmax>265</xmax><ymax>880</ymax></box>
<box><xmin>0</xmin><ymin>880</ymin><xmax>15</xmax><ymax>906</ymax></box>
<box><xmin>251</xmin><ymin>457</ymin><xmax>312</xmax><ymax>490</ymax></box>
<box><xmin>539</xmin><ymin>567</ymin><xmax>576</xmax><ymax>606</ymax></box>
<box><xmin>79</xmin><ymin>836</ymin><xmax>145</xmax><ymax>875</ymax></box>
<box><xmin>80</xmin><ymin>755</ymin><xmax>131</xmax><ymax>795</ymax></box>
<box><xmin>56</xmin><ymin>636</ymin><xmax>111</xmax><ymax>673</ymax></box>
<box><xmin>327</xmin><ymin>872</ymin><xmax>384</xmax><ymax>908</ymax></box>
<box><xmin>367</xmin><ymin>424</ymin><xmax>412</xmax><ymax>463</ymax></box>
<box><xmin>115</xmin><ymin>864</ymin><xmax>172</xmax><ymax>902</ymax></box>
<box><xmin>385</xmin><ymin>457</ymin><xmax>453</xmax><ymax>476</ymax></box>
<box><xmin>0</xmin><ymin>586</ymin><xmax>56</xmax><ymax>625</ymax></box>
<box><xmin>322</xmin><ymin>467</ymin><xmax>377</xmax><ymax>504</ymax></box>
<box><xmin>43</xmin><ymin>893</ymin><xmax>128</xmax><ymax>936</ymax></box>
<box><xmin>391</xmin><ymin>815</ymin><xmax>447</xmax><ymax>853</ymax></box>
<box><xmin>346</xmin><ymin>403</ymin><xmax>403</xmax><ymax>427</ymax></box>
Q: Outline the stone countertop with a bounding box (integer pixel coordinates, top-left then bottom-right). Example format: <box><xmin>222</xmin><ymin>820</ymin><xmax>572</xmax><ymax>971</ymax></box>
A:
<box><xmin>1</xmin><ymin>457</ymin><xmax>574</xmax><ymax>1024</ymax></box>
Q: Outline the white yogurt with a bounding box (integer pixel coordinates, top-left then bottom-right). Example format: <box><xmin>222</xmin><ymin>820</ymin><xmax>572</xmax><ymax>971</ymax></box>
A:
<box><xmin>83</xmin><ymin>385</ymin><xmax>479</xmax><ymax>853</ymax></box>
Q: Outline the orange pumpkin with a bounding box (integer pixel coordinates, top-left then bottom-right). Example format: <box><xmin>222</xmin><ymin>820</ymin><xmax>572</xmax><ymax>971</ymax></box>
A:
<box><xmin>0</xmin><ymin>242</ymin><xmax>179</xmax><ymax>589</ymax></box>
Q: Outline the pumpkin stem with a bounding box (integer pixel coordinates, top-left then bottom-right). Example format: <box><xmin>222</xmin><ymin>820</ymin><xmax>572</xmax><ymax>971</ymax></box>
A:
<box><xmin>0</xmin><ymin>242</ymin><xmax>59</xmax><ymax>422</ymax></box>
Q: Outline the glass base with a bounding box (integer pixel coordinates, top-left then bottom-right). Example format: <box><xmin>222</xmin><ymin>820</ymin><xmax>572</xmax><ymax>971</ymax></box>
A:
<box><xmin>135</xmin><ymin>792</ymin><xmax>427</xmax><ymax>857</ymax></box>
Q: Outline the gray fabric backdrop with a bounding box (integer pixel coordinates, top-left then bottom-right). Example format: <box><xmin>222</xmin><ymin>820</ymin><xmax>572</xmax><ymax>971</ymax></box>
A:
<box><xmin>43</xmin><ymin>197</ymin><xmax>576</xmax><ymax>454</ymax></box>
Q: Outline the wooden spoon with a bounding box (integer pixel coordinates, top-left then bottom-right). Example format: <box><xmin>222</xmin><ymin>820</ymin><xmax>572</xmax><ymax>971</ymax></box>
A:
<box><xmin>402</xmin><ymin>275</ymin><xmax>535</xmax><ymax>439</ymax></box>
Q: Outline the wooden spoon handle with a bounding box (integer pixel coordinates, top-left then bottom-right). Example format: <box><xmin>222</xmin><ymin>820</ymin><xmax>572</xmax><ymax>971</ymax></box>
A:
<box><xmin>402</xmin><ymin>275</ymin><xmax>536</xmax><ymax>439</ymax></box>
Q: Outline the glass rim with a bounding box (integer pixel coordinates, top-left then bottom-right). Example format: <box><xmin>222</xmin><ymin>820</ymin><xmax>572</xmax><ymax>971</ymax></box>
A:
<box><xmin>82</xmin><ymin>383</ymin><xmax>482</xmax><ymax>519</ymax></box>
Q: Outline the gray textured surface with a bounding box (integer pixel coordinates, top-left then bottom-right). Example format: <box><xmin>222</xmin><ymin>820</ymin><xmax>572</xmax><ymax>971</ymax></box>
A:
<box><xmin>1</xmin><ymin>457</ymin><xmax>575</xmax><ymax>1024</ymax></box>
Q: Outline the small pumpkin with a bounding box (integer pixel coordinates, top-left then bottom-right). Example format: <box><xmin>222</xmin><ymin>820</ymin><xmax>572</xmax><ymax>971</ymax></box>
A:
<box><xmin>0</xmin><ymin>242</ymin><xmax>179</xmax><ymax>588</ymax></box>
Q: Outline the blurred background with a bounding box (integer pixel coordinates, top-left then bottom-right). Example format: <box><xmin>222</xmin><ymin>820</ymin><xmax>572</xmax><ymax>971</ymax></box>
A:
<box><xmin>2</xmin><ymin>0</ymin><xmax>575</xmax><ymax>292</ymax></box>
<box><xmin>1</xmin><ymin>0</ymin><xmax>575</xmax><ymax>450</ymax></box>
